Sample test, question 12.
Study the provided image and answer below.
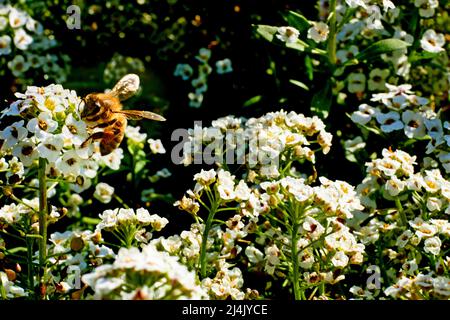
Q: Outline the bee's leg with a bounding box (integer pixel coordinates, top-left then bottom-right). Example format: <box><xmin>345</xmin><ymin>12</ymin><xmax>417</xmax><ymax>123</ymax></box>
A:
<box><xmin>94</xmin><ymin>118</ymin><xmax>117</xmax><ymax>129</ymax></box>
<box><xmin>80</xmin><ymin>132</ymin><xmax>106</xmax><ymax>149</ymax></box>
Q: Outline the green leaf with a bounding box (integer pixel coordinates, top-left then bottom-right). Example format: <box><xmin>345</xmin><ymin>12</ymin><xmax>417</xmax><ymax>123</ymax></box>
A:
<box><xmin>409</xmin><ymin>51</ymin><xmax>440</xmax><ymax>63</ymax></box>
<box><xmin>345</xmin><ymin>152</ymin><xmax>358</xmax><ymax>163</ymax></box>
<box><xmin>284</xmin><ymin>11</ymin><xmax>311</xmax><ymax>32</ymax></box>
<box><xmin>289</xmin><ymin>79</ymin><xmax>309</xmax><ymax>91</ymax></box>
<box><xmin>254</xmin><ymin>25</ymin><xmax>279</xmax><ymax>42</ymax></box>
<box><xmin>304</xmin><ymin>55</ymin><xmax>314</xmax><ymax>81</ymax></box>
<box><xmin>356</xmin><ymin>38</ymin><xmax>410</xmax><ymax>62</ymax></box>
<box><xmin>253</xmin><ymin>24</ymin><xmax>307</xmax><ymax>52</ymax></box>
<box><xmin>243</xmin><ymin>95</ymin><xmax>263</xmax><ymax>107</ymax></box>
<box><xmin>311</xmin><ymin>80</ymin><xmax>332</xmax><ymax>119</ymax></box>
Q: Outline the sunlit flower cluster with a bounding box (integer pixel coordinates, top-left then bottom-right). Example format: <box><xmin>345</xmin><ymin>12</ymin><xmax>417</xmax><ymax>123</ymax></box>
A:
<box><xmin>96</xmin><ymin>207</ymin><xmax>168</xmax><ymax>247</ymax></box>
<box><xmin>350</xmin><ymin>83</ymin><xmax>450</xmax><ymax>173</ymax></box>
<box><xmin>0</xmin><ymin>84</ymin><xmax>106</xmax><ymax>191</ymax></box>
<box><xmin>334</xmin><ymin>0</ymin><xmax>449</xmax><ymax>100</ymax></box>
<box><xmin>181</xmin><ymin>110</ymin><xmax>332</xmax><ymax>179</ymax></box>
<box><xmin>351</xmin><ymin>148</ymin><xmax>449</xmax><ymax>299</ymax></box>
<box><xmin>81</xmin><ymin>244</ymin><xmax>206</xmax><ymax>300</ymax></box>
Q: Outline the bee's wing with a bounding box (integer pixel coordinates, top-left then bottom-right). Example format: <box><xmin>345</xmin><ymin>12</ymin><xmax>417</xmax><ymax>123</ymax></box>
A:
<box><xmin>109</xmin><ymin>74</ymin><xmax>140</xmax><ymax>101</ymax></box>
<box><xmin>114</xmin><ymin>110</ymin><xmax>166</xmax><ymax>121</ymax></box>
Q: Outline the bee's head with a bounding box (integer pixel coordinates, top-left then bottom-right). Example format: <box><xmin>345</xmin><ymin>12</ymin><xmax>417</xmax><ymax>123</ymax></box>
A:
<box><xmin>80</xmin><ymin>93</ymin><xmax>100</xmax><ymax>119</ymax></box>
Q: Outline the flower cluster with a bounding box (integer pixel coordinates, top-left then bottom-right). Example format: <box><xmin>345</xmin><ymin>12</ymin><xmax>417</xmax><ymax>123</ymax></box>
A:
<box><xmin>351</xmin><ymin>148</ymin><xmax>449</xmax><ymax>299</ymax></box>
<box><xmin>350</xmin><ymin>83</ymin><xmax>450</xmax><ymax>173</ymax></box>
<box><xmin>0</xmin><ymin>4</ymin><xmax>69</xmax><ymax>85</ymax></box>
<box><xmin>96</xmin><ymin>207</ymin><xmax>169</xmax><ymax>247</ymax></box>
<box><xmin>334</xmin><ymin>0</ymin><xmax>449</xmax><ymax>100</ymax></box>
<box><xmin>45</xmin><ymin>229</ymin><xmax>116</xmax><ymax>298</ymax></box>
<box><xmin>0</xmin><ymin>84</ymin><xmax>107</xmax><ymax>191</ymax></box>
<box><xmin>181</xmin><ymin>110</ymin><xmax>332</xmax><ymax>179</ymax></box>
<box><xmin>103</xmin><ymin>53</ymin><xmax>145</xmax><ymax>85</ymax></box>
<box><xmin>81</xmin><ymin>244</ymin><xmax>206</xmax><ymax>300</ymax></box>
<box><xmin>174</xmin><ymin>48</ymin><xmax>233</xmax><ymax>108</ymax></box>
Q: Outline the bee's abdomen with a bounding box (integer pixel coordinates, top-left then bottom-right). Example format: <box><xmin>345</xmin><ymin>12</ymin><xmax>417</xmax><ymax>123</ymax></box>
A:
<box><xmin>99</xmin><ymin>117</ymin><xmax>127</xmax><ymax>156</ymax></box>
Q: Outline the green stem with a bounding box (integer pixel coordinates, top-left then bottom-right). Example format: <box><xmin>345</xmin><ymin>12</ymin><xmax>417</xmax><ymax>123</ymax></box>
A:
<box><xmin>290</xmin><ymin>207</ymin><xmax>301</xmax><ymax>300</ymax></box>
<box><xmin>199</xmin><ymin>201</ymin><xmax>219</xmax><ymax>279</ymax></box>
<box><xmin>26</xmin><ymin>237</ymin><xmax>35</xmax><ymax>297</ymax></box>
<box><xmin>38</xmin><ymin>158</ymin><xmax>48</xmax><ymax>299</ymax></box>
<box><xmin>327</xmin><ymin>0</ymin><xmax>337</xmax><ymax>65</ymax></box>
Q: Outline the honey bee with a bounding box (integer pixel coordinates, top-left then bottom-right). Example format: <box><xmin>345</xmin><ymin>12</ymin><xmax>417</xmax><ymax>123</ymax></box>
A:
<box><xmin>80</xmin><ymin>74</ymin><xmax>166</xmax><ymax>156</ymax></box>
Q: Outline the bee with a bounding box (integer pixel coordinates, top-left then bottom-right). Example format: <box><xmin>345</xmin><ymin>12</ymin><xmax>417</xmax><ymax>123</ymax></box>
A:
<box><xmin>80</xmin><ymin>74</ymin><xmax>166</xmax><ymax>156</ymax></box>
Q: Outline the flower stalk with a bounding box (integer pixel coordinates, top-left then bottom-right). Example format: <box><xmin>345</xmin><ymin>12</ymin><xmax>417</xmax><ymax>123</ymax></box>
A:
<box><xmin>327</xmin><ymin>0</ymin><xmax>338</xmax><ymax>65</ymax></box>
<box><xmin>199</xmin><ymin>200</ymin><xmax>219</xmax><ymax>279</ymax></box>
<box><xmin>290</xmin><ymin>206</ymin><xmax>302</xmax><ymax>300</ymax></box>
<box><xmin>38</xmin><ymin>157</ymin><xmax>48</xmax><ymax>298</ymax></box>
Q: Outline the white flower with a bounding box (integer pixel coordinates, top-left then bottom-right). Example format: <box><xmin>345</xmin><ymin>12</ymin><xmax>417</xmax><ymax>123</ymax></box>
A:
<box><xmin>347</xmin><ymin>73</ymin><xmax>366</xmax><ymax>93</ymax></box>
<box><xmin>432</xmin><ymin>276</ymin><xmax>450</xmax><ymax>296</ymax></box>
<box><xmin>0</xmin><ymin>16</ymin><xmax>7</xmax><ymax>31</ymax></box>
<box><xmin>302</xmin><ymin>216</ymin><xmax>325</xmax><ymax>240</ymax></box>
<box><xmin>376</xmin><ymin>111</ymin><xmax>404</xmax><ymax>133</ymax></box>
<box><xmin>420</xmin><ymin>29</ymin><xmax>445</xmax><ymax>53</ymax></box>
<box><xmin>426</xmin><ymin>197</ymin><xmax>442</xmax><ymax>211</ymax></box>
<box><xmin>415</xmin><ymin>0</ymin><xmax>439</xmax><ymax>18</ymax></box>
<box><xmin>423</xmin><ymin>236</ymin><xmax>441</xmax><ymax>255</ymax></box>
<box><xmin>0</xmin><ymin>120</ymin><xmax>28</xmax><ymax>150</ymax></box>
<box><xmin>62</xmin><ymin>114</ymin><xmax>88</xmax><ymax>147</ymax></box>
<box><xmin>336</xmin><ymin>45</ymin><xmax>359</xmax><ymax>64</ymax></box>
<box><xmin>8</xmin><ymin>8</ymin><xmax>27</xmax><ymax>28</ymax></box>
<box><xmin>194</xmin><ymin>169</ymin><xmax>216</xmax><ymax>186</ymax></box>
<box><xmin>13</xmin><ymin>28</ymin><xmax>33</xmax><ymax>50</ymax></box>
<box><xmin>149</xmin><ymin>214</ymin><xmax>169</xmax><ymax>231</ymax></box>
<box><xmin>99</xmin><ymin>148</ymin><xmax>123</xmax><ymax>170</ymax></box>
<box><xmin>396</xmin><ymin>230</ymin><xmax>413</xmax><ymax>248</ymax></box>
<box><xmin>307</xmin><ymin>22</ymin><xmax>329</xmax><ymax>43</ymax></box>
<box><xmin>344</xmin><ymin>136</ymin><xmax>366</xmax><ymax>153</ymax></box>
<box><xmin>188</xmin><ymin>92</ymin><xmax>203</xmax><ymax>108</ymax></box>
<box><xmin>245</xmin><ymin>246</ymin><xmax>264</xmax><ymax>264</ymax></box>
<box><xmin>366</xmin><ymin>5</ymin><xmax>383</xmax><ymax>30</ymax></box>
<box><xmin>97</xmin><ymin>209</ymin><xmax>119</xmax><ymax>230</ymax></box>
<box><xmin>345</xmin><ymin>0</ymin><xmax>367</xmax><ymax>8</ymax></box>
<box><xmin>298</xmin><ymin>250</ymin><xmax>315</xmax><ymax>269</ymax></box>
<box><xmin>94</xmin><ymin>183</ymin><xmax>115</xmax><ymax>204</ymax></box>
<box><xmin>147</xmin><ymin>138</ymin><xmax>166</xmax><ymax>154</ymax></box>
<box><xmin>196</xmin><ymin>48</ymin><xmax>211</xmax><ymax>63</ymax></box>
<box><xmin>36</xmin><ymin>134</ymin><xmax>64</xmax><ymax>163</ymax></box>
<box><xmin>351</xmin><ymin>104</ymin><xmax>378</xmax><ymax>125</ymax></box>
<box><xmin>54</xmin><ymin>149</ymin><xmax>83</xmax><ymax>176</ymax></box>
<box><xmin>174</xmin><ymin>63</ymin><xmax>194</xmax><ymax>80</ymax></box>
<box><xmin>26</xmin><ymin>112</ymin><xmax>58</xmax><ymax>139</ymax></box>
<box><xmin>125</xmin><ymin>126</ymin><xmax>147</xmax><ymax>144</ymax></box>
<box><xmin>7</xmin><ymin>55</ymin><xmax>29</xmax><ymax>77</ymax></box>
<box><xmin>216</xmin><ymin>58</ymin><xmax>233</xmax><ymax>74</ymax></box>
<box><xmin>135</xmin><ymin>208</ymin><xmax>152</xmax><ymax>225</ymax></box>
<box><xmin>0</xmin><ymin>35</ymin><xmax>12</xmax><ymax>55</ymax></box>
<box><xmin>385</xmin><ymin>176</ymin><xmax>405</xmax><ymax>196</ymax></box>
<box><xmin>276</xmin><ymin>26</ymin><xmax>300</xmax><ymax>43</ymax></box>
<box><xmin>368</xmin><ymin>68</ymin><xmax>389</xmax><ymax>91</ymax></box>
<box><xmin>402</xmin><ymin>110</ymin><xmax>426</xmax><ymax>139</ymax></box>
<box><xmin>235</xmin><ymin>180</ymin><xmax>251</xmax><ymax>201</ymax></box>
<box><xmin>117</xmin><ymin>208</ymin><xmax>136</xmax><ymax>224</ymax></box>
<box><xmin>12</xmin><ymin>138</ymin><xmax>38</xmax><ymax>167</ymax></box>
<box><xmin>331</xmin><ymin>251</ymin><xmax>349</xmax><ymax>268</ymax></box>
